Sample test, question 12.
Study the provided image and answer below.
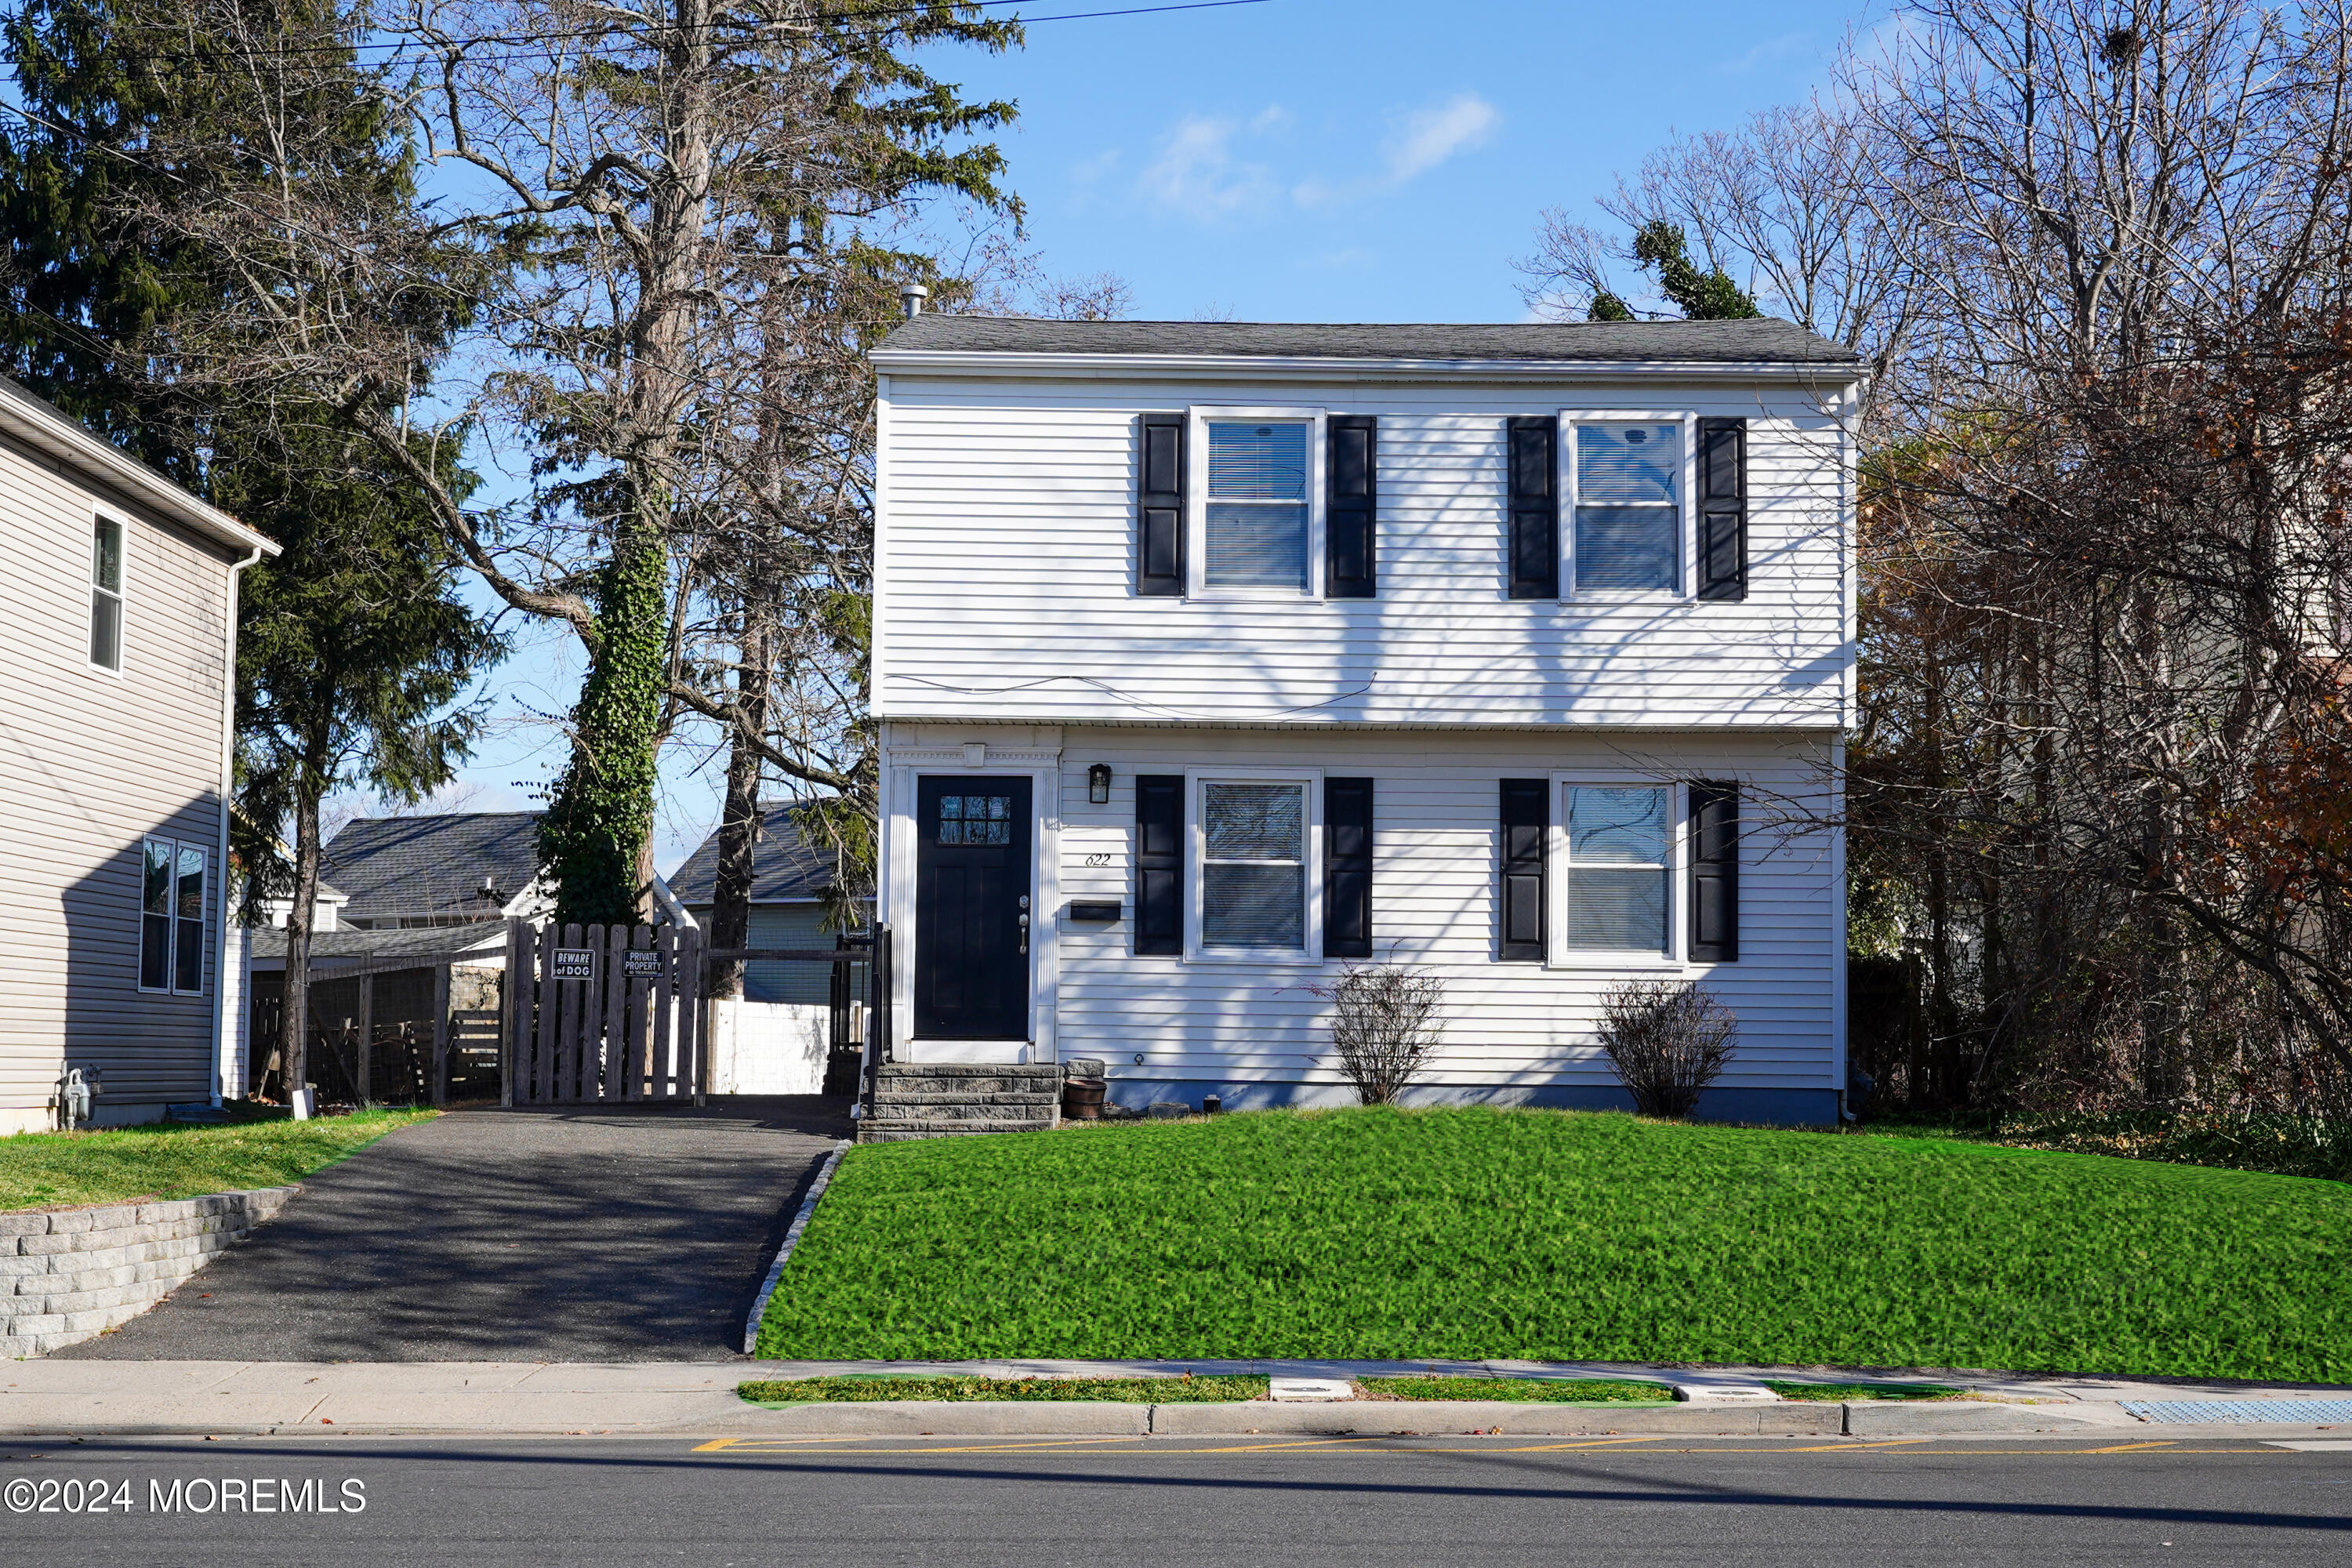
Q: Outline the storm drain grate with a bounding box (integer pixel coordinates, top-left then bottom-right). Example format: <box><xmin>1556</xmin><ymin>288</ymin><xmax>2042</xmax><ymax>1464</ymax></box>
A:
<box><xmin>2121</xmin><ymin>1399</ymin><xmax>2352</xmax><ymax>1425</ymax></box>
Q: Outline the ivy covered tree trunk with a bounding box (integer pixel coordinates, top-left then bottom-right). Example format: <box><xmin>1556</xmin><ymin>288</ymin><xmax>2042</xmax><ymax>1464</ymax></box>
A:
<box><xmin>539</xmin><ymin>503</ymin><xmax>669</xmax><ymax>927</ymax></box>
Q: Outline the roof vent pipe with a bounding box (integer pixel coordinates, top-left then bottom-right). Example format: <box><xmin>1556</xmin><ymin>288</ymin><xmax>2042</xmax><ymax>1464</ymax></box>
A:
<box><xmin>899</xmin><ymin>282</ymin><xmax>927</xmax><ymax>320</ymax></box>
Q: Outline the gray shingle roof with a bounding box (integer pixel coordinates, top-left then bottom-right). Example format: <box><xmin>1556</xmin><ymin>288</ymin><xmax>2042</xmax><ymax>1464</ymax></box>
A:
<box><xmin>321</xmin><ymin>812</ymin><xmax>543</xmax><ymax>923</ymax></box>
<box><xmin>668</xmin><ymin>805</ymin><xmax>841</xmax><ymax>905</ymax></box>
<box><xmin>249</xmin><ymin>920</ymin><xmax>509</xmax><ymax>964</ymax></box>
<box><xmin>876</xmin><ymin>315</ymin><xmax>1861</xmax><ymax>365</ymax></box>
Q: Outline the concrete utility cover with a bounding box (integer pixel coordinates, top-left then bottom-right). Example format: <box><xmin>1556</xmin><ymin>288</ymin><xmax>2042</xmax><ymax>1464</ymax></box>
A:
<box><xmin>1269</xmin><ymin>1377</ymin><xmax>1355</xmax><ymax>1402</ymax></box>
<box><xmin>1672</xmin><ymin>1384</ymin><xmax>1781</xmax><ymax>1403</ymax></box>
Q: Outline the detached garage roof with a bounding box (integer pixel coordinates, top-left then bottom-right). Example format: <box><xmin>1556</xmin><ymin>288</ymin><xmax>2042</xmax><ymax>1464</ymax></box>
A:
<box><xmin>669</xmin><ymin>807</ymin><xmax>841</xmax><ymax>905</ymax></box>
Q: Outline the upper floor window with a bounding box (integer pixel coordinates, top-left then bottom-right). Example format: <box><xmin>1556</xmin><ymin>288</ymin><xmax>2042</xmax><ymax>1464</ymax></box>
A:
<box><xmin>139</xmin><ymin>837</ymin><xmax>207</xmax><ymax>994</ymax></box>
<box><xmin>1571</xmin><ymin>422</ymin><xmax>1682</xmax><ymax>594</ymax></box>
<box><xmin>90</xmin><ymin>517</ymin><xmax>125</xmax><ymax>671</ymax></box>
<box><xmin>1204</xmin><ymin>422</ymin><xmax>1310</xmax><ymax>592</ymax></box>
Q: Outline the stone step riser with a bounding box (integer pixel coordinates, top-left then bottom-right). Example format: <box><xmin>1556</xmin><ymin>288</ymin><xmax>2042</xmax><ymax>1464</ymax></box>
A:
<box><xmin>858</xmin><ymin>1121</ymin><xmax>1056</xmax><ymax>1143</ymax></box>
<box><xmin>866</xmin><ymin>1105</ymin><xmax>1053</xmax><ymax>1123</ymax></box>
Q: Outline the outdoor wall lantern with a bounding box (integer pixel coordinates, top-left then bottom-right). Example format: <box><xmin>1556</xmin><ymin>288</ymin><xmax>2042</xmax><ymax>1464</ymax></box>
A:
<box><xmin>1087</xmin><ymin>763</ymin><xmax>1112</xmax><ymax>804</ymax></box>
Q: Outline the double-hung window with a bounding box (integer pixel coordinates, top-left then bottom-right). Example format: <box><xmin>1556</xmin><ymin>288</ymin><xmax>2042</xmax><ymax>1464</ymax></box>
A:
<box><xmin>1193</xmin><ymin>412</ymin><xmax>1321</xmax><ymax>597</ymax></box>
<box><xmin>1563</xmin><ymin>786</ymin><xmax>1671</xmax><ymax>955</ymax></box>
<box><xmin>139</xmin><ymin>837</ymin><xmax>207</xmax><ymax>994</ymax></box>
<box><xmin>90</xmin><ymin>517</ymin><xmax>125</xmax><ymax>672</ymax></box>
<box><xmin>1196</xmin><ymin>779</ymin><xmax>1312</xmax><ymax>956</ymax></box>
<box><xmin>1570</xmin><ymin>420</ymin><xmax>1682</xmax><ymax>593</ymax></box>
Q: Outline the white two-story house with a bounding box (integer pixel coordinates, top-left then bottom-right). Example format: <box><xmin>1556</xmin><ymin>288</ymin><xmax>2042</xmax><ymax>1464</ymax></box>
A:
<box><xmin>869</xmin><ymin>318</ymin><xmax>1862</xmax><ymax>1124</ymax></box>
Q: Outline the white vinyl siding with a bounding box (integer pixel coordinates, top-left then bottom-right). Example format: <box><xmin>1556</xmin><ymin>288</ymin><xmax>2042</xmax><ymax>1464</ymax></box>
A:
<box><xmin>873</xmin><ymin>378</ymin><xmax>1849</xmax><ymax>729</ymax></box>
<box><xmin>893</xmin><ymin>723</ymin><xmax>1839</xmax><ymax>1101</ymax></box>
<box><xmin>0</xmin><ymin>430</ymin><xmax>234</xmax><ymax>1127</ymax></box>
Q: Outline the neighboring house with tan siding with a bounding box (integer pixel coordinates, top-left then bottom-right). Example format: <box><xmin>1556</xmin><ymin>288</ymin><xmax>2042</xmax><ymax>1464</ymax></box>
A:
<box><xmin>0</xmin><ymin>376</ymin><xmax>278</xmax><ymax>1133</ymax></box>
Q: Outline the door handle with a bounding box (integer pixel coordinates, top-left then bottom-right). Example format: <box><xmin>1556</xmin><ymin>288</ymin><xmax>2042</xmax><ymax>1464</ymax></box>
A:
<box><xmin>1018</xmin><ymin>911</ymin><xmax>1030</xmax><ymax>955</ymax></box>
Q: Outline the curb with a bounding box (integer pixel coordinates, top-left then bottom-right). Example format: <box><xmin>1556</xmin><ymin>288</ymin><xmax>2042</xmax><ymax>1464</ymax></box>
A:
<box><xmin>742</xmin><ymin>1140</ymin><xmax>851</xmax><ymax>1354</ymax></box>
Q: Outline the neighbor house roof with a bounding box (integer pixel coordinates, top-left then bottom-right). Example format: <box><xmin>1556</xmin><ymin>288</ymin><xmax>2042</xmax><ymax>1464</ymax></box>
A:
<box><xmin>668</xmin><ymin>806</ymin><xmax>847</xmax><ymax>905</ymax></box>
<box><xmin>321</xmin><ymin>812</ymin><xmax>545</xmax><ymax>924</ymax></box>
<box><xmin>0</xmin><ymin>374</ymin><xmax>279</xmax><ymax>557</ymax></box>
<box><xmin>873</xmin><ymin>316</ymin><xmax>1863</xmax><ymax>368</ymax></box>
<box><xmin>248</xmin><ymin>920</ymin><xmax>509</xmax><ymax>966</ymax></box>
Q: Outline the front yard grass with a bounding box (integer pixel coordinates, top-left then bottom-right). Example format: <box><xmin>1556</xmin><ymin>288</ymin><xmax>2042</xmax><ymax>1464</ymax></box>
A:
<box><xmin>754</xmin><ymin>1106</ymin><xmax>2352</xmax><ymax>1380</ymax></box>
<box><xmin>739</xmin><ymin>1374</ymin><xmax>1269</xmax><ymax>1403</ymax></box>
<box><xmin>0</xmin><ymin>1108</ymin><xmax>434</xmax><ymax>1211</ymax></box>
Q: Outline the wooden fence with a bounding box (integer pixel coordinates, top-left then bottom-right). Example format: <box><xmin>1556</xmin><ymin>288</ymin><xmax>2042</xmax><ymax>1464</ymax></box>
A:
<box><xmin>503</xmin><ymin>920</ymin><xmax>705</xmax><ymax>1105</ymax></box>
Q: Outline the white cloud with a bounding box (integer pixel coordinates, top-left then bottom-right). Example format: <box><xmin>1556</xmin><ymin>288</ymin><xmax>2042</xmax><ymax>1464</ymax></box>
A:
<box><xmin>1382</xmin><ymin>93</ymin><xmax>1499</xmax><ymax>184</ymax></box>
<box><xmin>1138</xmin><ymin>113</ymin><xmax>1283</xmax><ymax>220</ymax></box>
<box><xmin>1715</xmin><ymin>31</ymin><xmax>1813</xmax><ymax>74</ymax></box>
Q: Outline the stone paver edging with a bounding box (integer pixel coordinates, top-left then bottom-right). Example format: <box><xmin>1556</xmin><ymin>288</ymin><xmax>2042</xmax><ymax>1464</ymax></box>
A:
<box><xmin>742</xmin><ymin>1139</ymin><xmax>850</xmax><ymax>1353</ymax></box>
<box><xmin>2</xmin><ymin>1189</ymin><xmax>295</xmax><ymax>1358</ymax></box>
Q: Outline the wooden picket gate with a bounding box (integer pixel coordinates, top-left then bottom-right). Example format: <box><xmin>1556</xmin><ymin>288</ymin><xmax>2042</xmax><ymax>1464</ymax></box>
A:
<box><xmin>502</xmin><ymin>919</ymin><xmax>705</xmax><ymax>1105</ymax></box>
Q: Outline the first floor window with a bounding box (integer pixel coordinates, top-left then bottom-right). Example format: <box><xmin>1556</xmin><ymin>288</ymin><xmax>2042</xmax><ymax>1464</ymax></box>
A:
<box><xmin>1565</xmin><ymin>786</ymin><xmax>1668</xmax><ymax>952</ymax></box>
<box><xmin>139</xmin><ymin>838</ymin><xmax>207</xmax><ymax>994</ymax></box>
<box><xmin>1573</xmin><ymin>422</ymin><xmax>1680</xmax><ymax>592</ymax></box>
<box><xmin>1203</xmin><ymin>420</ymin><xmax>1309</xmax><ymax>591</ymax></box>
<box><xmin>1202</xmin><ymin>781</ymin><xmax>1305</xmax><ymax>950</ymax></box>
<box><xmin>90</xmin><ymin>517</ymin><xmax>124</xmax><ymax>670</ymax></box>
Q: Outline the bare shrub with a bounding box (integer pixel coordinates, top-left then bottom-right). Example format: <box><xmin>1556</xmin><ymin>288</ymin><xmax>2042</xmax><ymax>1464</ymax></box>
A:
<box><xmin>1598</xmin><ymin>981</ymin><xmax>1737</xmax><ymax>1120</ymax></box>
<box><xmin>1315</xmin><ymin>964</ymin><xmax>1448</xmax><ymax>1106</ymax></box>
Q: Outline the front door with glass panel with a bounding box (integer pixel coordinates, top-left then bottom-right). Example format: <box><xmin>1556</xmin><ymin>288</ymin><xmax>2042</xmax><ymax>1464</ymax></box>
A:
<box><xmin>913</xmin><ymin>776</ymin><xmax>1033</xmax><ymax>1039</ymax></box>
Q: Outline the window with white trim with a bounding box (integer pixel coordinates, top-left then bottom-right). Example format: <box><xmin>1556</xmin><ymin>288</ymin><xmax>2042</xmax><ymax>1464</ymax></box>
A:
<box><xmin>1192</xmin><ymin>412</ymin><xmax>1321</xmax><ymax>597</ymax></box>
<box><xmin>90</xmin><ymin>517</ymin><xmax>124</xmax><ymax>671</ymax></box>
<box><xmin>1200</xmin><ymin>780</ymin><xmax>1307</xmax><ymax>952</ymax></box>
<box><xmin>139</xmin><ymin>837</ymin><xmax>207</xmax><ymax>994</ymax></box>
<box><xmin>1571</xmin><ymin>421</ymin><xmax>1681</xmax><ymax>593</ymax></box>
<box><xmin>1563</xmin><ymin>786</ymin><xmax>1670</xmax><ymax>953</ymax></box>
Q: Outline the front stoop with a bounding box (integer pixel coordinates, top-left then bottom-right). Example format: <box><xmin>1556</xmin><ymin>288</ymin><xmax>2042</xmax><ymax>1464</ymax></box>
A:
<box><xmin>859</xmin><ymin>1064</ymin><xmax>1062</xmax><ymax>1143</ymax></box>
<box><xmin>2</xmin><ymin>1188</ymin><xmax>296</xmax><ymax>1357</ymax></box>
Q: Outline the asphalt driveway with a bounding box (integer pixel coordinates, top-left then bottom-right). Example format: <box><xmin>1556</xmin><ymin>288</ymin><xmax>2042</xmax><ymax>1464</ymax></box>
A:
<box><xmin>53</xmin><ymin>1098</ymin><xmax>851</xmax><ymax>1363</ymax></box>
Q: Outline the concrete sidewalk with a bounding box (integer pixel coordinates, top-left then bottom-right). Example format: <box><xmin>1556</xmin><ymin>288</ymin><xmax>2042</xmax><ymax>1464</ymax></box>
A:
<box><xmin>6</xmin><ymin>1359</ymin><xmax>2351</xmax><ymax>1439</ymax></box>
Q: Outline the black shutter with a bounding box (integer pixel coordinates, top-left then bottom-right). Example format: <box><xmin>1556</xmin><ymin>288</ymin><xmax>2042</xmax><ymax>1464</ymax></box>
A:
<box><xmin>1697</xmin><ymin>417</ymin><xmax>1748</xmax><ymax>601</ymax></box>
<box><xmin>1138</xmin><ymin>413</ymin><xmax>1185</xmax><ymax>597</ymax></box>
<box><xmin>1135</xmin><ymin>774</ymin><xmax>1184</xmax><ymax>954</ymax></box>
<box><xmin>1323</xmin><ymin>777</ymin><xmax>1374</xmax><ymax>958</ymax></box>
<box><xmin>1506</xmin><ymin>416</ymin><xmax>1559</xmax><ymax>599</ymax></box>
<box><xmin>1689</xmin><ymin>781</ymin><xmax>1740</xmax><ymax>963</ymax></box>
<box><xmin>1498</xmin><ymin>778</ymin><xmax>1548</xmax><ymax>960</ymax></box>
<box><xmin>1326</xmin><ymin>416</ymin><xmax>1377</xmax><ymax>598</ymax></box>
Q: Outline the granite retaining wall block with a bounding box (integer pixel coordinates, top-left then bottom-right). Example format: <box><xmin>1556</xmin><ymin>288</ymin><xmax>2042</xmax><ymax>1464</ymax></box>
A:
<box><xmin>0</xmin><ymin>1187</ymin><xmax>296</xmax><ymax>1358</ymax></box>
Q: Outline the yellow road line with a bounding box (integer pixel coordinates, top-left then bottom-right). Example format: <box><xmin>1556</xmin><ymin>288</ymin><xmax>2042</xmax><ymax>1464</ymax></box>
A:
<box><xmin>1781</xmin><ymin>1439</ymin><xmax>1935</xmax><ymax>1452</ymax></box>
<box><xmin>1184</xmin><ymin>1437</ymin><xmax>1399</xmax><ymax>1454</ymax></box>
<box><xmin>1494</xmin><ymin>1436</ymin><xmax>1677</xmax><ymax>1452</ymax></box>
<box><xmin>686</xmin><ymin>1439</ymin><xmax>2285</xmax><ymax>1458</ymax></box>
<box><xmin>2081</xmin><ymin>1441</ymin><xmax>2179</xmax><ymax>1453</ymax></box>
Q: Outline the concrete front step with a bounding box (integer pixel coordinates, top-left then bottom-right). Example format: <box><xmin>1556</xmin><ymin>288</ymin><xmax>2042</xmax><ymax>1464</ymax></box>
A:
<box><xmin>868</xmin><ymin>1088</ymin><xmax>1061</xmax><ymax>1107</ymax></box>
<box><xmin>866</xmin><ymin>1102</ymin><xmax>1056</xmax><ymax>1123</ymax></box>
<box><xmin>874</xmin><ymin>1064</ymin><xmax>1062</xmax><ymax>1082</ymax></box>
<box><xmin>859</xmin><ymin>1118</ymin><xmax>1058</xmax><ymax>1142</ymax></box>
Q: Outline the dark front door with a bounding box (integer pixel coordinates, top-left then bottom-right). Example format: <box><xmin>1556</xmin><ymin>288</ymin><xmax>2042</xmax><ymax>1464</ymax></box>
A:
<box><xmin>914</xmin><ymin>775</ymin><xmax>1033</xmax><ymax>1039</ymax></box>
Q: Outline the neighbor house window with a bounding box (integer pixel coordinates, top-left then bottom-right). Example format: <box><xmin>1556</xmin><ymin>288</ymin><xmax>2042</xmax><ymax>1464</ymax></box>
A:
<box><xmin>1200</xmin><ymin>781</ymin><xmax>1307</xmax><ymax>952</ymax></box>
<box><xmin>1572</xmin><ymin>422</ymin><xmax>1681</xmax><ymax>593</ymax></box>
<box><xmin>90</xmin><ymin>517</ymin><xmax>124</xmax><ymax>670</ymax></box>
<box><xmin>1200</xmin><ymin>419</ymin><xmax>1313</xmax><ymax>593</ymax></box>
<box><xmin>1564</xmin><ymin>786</ymin><xmax>1670</xmax><ymax>953</ymax></box>
<box><xmin>139</xmin><ymin>837</ymin><xmax>207</xmax><ymax>994</ymax></box>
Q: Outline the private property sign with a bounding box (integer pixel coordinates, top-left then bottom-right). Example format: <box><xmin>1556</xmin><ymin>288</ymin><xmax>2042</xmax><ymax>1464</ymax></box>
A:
<box><xmin>550</xmin><ymin>949</ymin><xmax>596</xmax><ymax>980</ymax></box>
<box><xmin>622</xmin><ymin>949</ymin><xmax>662</xmax><ymax>979</ymax></box>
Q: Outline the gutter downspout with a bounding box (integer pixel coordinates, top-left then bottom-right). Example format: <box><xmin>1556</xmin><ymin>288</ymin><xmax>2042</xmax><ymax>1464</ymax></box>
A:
<box><xmin>211</xmin><ymin>543</ymin><xmax>265</xmax><ymax>1107</ymax></box>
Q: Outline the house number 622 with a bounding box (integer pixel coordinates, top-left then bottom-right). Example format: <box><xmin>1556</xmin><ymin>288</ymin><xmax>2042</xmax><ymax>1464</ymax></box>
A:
<box><xmin>1083</xmin><ymin>854</ymin><xmax>1113</xmax><ymax>867</ymax></box>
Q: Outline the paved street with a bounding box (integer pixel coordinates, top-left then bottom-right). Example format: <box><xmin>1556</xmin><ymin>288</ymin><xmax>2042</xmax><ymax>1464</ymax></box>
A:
<box><xmin>2</xmin><ymin>1433</ymin><xmax>2347</xmax><ymax>1565</ymax></box>
<box><xmin>53</xmin><ymin>1101</ymin><xmax>849</xmax><ymax>1363</ymax></box>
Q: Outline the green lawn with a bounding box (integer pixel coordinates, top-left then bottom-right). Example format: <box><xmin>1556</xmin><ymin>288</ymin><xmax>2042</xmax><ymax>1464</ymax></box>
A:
<box><xmin>0</xmin><ymin>1109</ymin><xmax>434</xmax><ymax>1210</ymax></box>
<box><xmin>1357</xmin><ymin>1376</ymin><xmax>1671</xmax><ymax>1403</ymax></box>
<box><xmin>754</xmin><ymin>1107</ymin><xmax>2352</xmax><ymax>1380</ymax></box>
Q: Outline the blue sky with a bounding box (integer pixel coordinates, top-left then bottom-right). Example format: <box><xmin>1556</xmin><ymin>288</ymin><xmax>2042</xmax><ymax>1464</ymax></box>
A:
<box><xmin>416</xmin><ymin>0</ymin><xmax>1858</xmax><ymax>869</ymax></box>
